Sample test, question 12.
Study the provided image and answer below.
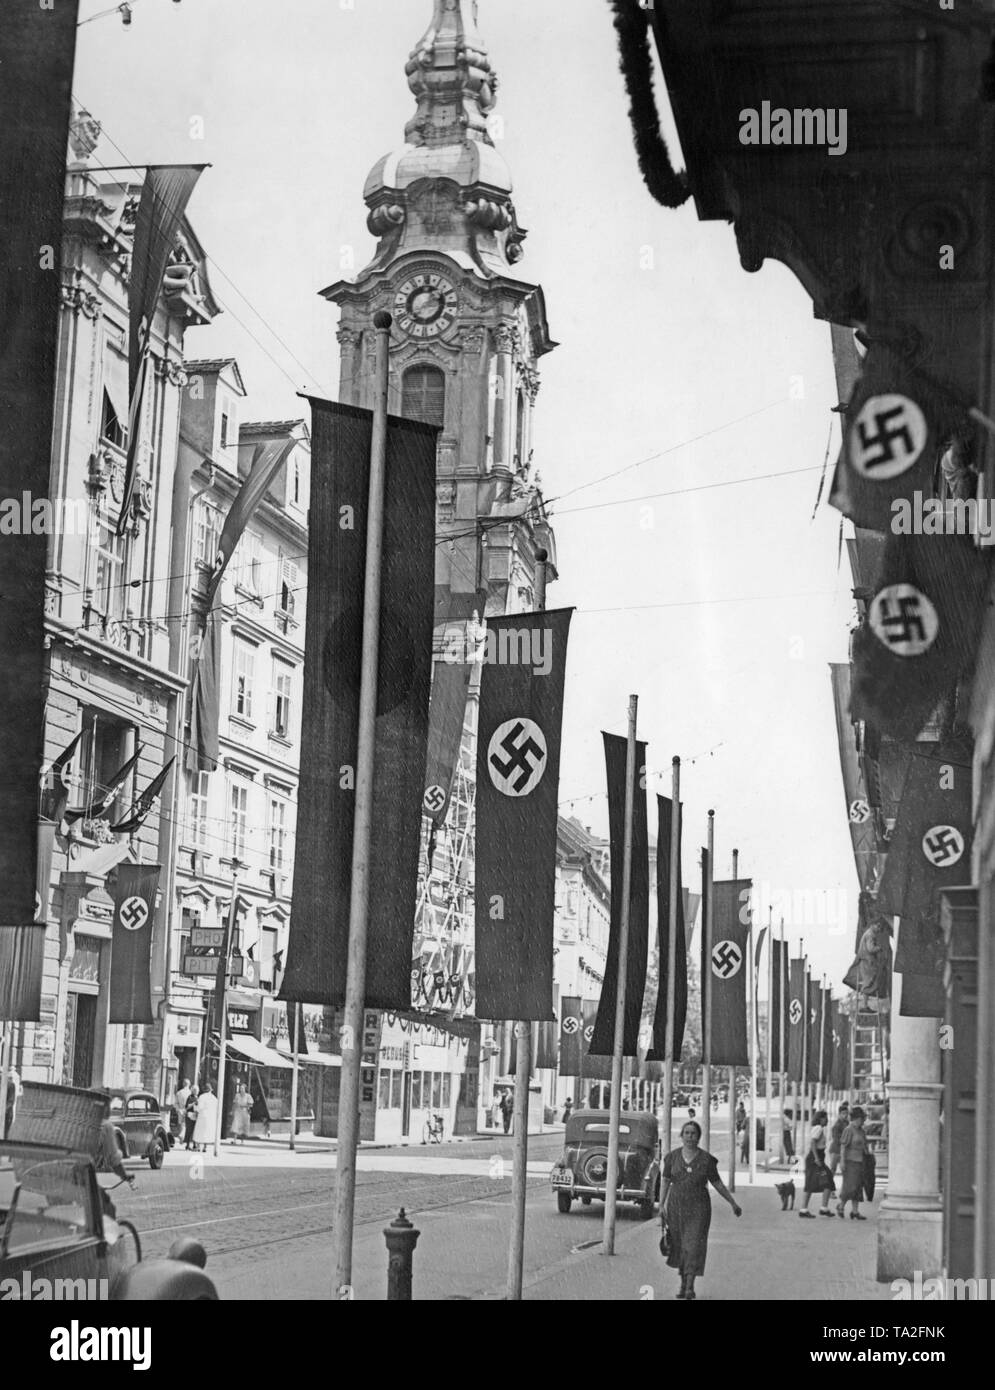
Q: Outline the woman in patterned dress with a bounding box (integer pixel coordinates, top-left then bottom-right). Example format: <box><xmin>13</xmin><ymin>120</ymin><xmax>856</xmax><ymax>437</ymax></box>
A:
<box><xmin>660</xmin><ymin>1120</ymin><xmax>742</xmax><ymax>1300</ymax></box>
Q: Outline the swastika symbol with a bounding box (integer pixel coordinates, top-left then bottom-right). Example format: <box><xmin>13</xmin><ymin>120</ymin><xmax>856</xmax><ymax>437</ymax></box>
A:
<box><xmin>850</xmin><ymin>394</ymin><xmax>927</xmax><ymax>479</ymax></box>
<box><xmin>810</xmin><ymin>1006</ymin><xmax>817</xmax><ymax>1025</ymax></box>
<box><xmin>119</xmin><ymin>896</ymin><xmax>149</xmax><ymax>932</ymax></box>
<box><xmin>849</xmin><ymin>799</ymin><xmax>870</xmax><ymax>824</ymax></box>
<box><xmin>711</xmin><ymin>939</ymin><xmax>742</xmax><ymax>979</ymax></box>
<box><xmin>832</xmin><ymin>1030</ymin><xmax>841</xmax><ymax>1048</ymax></box>
<box><xmin>789</xmin><ymin>998</ymin><xmax>803</xmax><ymax>1026</ymax></box>
<box><xmin>584</xmin><ymin>1024</ymin><xmax>594</xmax><ymax>1043</ymax></box>
<box><xmin>562</xmin><ymin>1016</ymin><xmax>579</xmax><ymax>1035</ymax></box>
<box><xmin>423</xmin><ymin>784</ymin><xmax>446</xmax><ymax>815</ymax></box>
<box><xmin>921</xmin><ymin>824</ymin><xmax>965</xmax><ymax>868</ymax></box>
<box><xmin>487</xmin><ymin>718</ymin><xmax>547</xmax><ymax>797</ymax></box>
<box><xmin>869</xmin><ymin>584</ymin><xmax>938</xmax><ymax>658</ymax></box>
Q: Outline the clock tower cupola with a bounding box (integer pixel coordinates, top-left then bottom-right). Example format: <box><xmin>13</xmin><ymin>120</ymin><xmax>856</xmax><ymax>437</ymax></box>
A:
<box><xmin>322</xmin><ymin>0</ymin><xmax>557</xmax><ymax>614</ymax></box>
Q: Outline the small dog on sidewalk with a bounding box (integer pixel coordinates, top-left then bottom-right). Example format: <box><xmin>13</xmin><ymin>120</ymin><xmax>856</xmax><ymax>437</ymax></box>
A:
<box><xmin>775</xmin><ymin>1180</ymin><xmax>796</xmax><ymax>1210</ymax></box>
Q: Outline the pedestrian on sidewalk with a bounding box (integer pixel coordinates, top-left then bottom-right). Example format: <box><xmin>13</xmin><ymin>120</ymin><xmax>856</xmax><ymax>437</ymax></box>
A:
<box><xmin>659</xmin><ymin>1120</ymin><xmax>742</xmax><ymax>1300</ymax></box>
<box><xmin>229</xmin><ymin>1081</ymin><xmax>252</xmax><ymax>1144</ymax></box>
<box><xmin>183</xmin><ymin>1084</ymin><xmax>199</xmax><ymax>1150</ymax></box>
<box><xmin>827</xmin><ymin>1102</ymin><xmax>848</xmax><ymax>1177</ymax></box>
<box><xmin>561</xmin><ymin>1097</ymin><xmax>573</xmax><ymax>1124</ymax></box>
<box><xmin>798</xmin><ymin>1110</ymin><xmax>835</xmax><ymax>1217</ymax></box>
<box><xmin>193</xmin><ymin>1082</ymin><xmax>218</xmax><ymax>1153</ymax></box>
<box><xmin>836</xmin><ymin>1106</ymin><xmax>868</xmax><ymax>1219</ymax></box>
<box><xmin>782</xmin><ymin>1107</ymin><xmax>797</xmax><ymax>1166</ymax></box>
<box><xmin>500</xmin><ymin>1089</ymin><xmax>513</xmax><ymax>1135</ymax></box>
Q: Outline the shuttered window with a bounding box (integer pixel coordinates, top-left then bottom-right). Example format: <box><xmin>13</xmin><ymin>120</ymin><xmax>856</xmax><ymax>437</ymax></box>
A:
<box><xmin>401</xmin><ymin>365</ymin><xmax>445</xmax><ymax>428</ymax></box>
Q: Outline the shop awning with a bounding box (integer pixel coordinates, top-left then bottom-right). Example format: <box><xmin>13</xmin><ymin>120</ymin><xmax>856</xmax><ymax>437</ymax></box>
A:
<box><xmin>276</xmin><ymin>1050</ymin><xmax>341</xmax><ymax>1068</ymax></box>
<box><xmin>226</xmin><ymin>1035</ymin><xmax>293</xmax><ymax>1069</ymax></box>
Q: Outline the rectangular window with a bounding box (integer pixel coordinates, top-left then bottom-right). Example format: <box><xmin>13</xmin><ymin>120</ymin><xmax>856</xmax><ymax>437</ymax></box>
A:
<box><xmin>220</xmin><ymin>413</ymin><xmax>230</xmax><ymax>449</ymax></box>
<box><xmin>378</xmin><ymin>1070</ymin><xmax>391</xmax><ymax>1110</ymax></box>
<box><xmin>193</xmin><ymin>500</ymin><xmax>222</xmax><ymax>567</ymax></box>
<box><xmin>278</xmin><ymin>559</ymin><xmax>298</xmax><ymax>619</ymax></box>
<box><xmin>273</xmin><ymin>662</ymin><xmax>293</xmax><ymax>738</ymax></box>
<box><xmin>187</xmin><ymin>771</ymin><xmax>210</xmax><ymax>848</ymax></box>
<box><xmin>432</xmin><ymin>1073</ymin><xmax>442</xmax><ymax>1109</ymax></box>
<box><xmin>259</xmin><ymin>925</ymin><xmax>278</xmax><ymax>991</ymax></box>
<box><xmin>232</xmin><ymin>643</ymin><xmax>254</xmax><ymax>720</ymax></box>
<box><xmin>442</xmin><ymin>1074</ymin><xmax>451</xmax><ymax>1109</ymax></box>
<box><xmin>229</xmin><ymin>782</ymin><xmax>248</xmax><ymax>860</ymax></box>
<box><xmin>292</xmin><ymin>457</ymin><xmax>302</xmax><ymax>506</ymax></box>
<box><xmin>390</xmin><ymin>1071</ymin><xmax>402</xmax><ymax>1109</ymax></box>
<box><xmin>77</xmin><ymin>712</ymin><xmax>135</xmax><ymax>822</ymax></box>
<box><xmin>268</xmin><ymin>798</ymin><xmax>286</xmax><ymax>870</ymax></box>
<box><xmin>236</xmin><ymin>532</ymin><xmax>262</xmax><ymax>595</ymax></box>
<box><xmin>411</xmin><ymin>1073</ymin><xmax>422</xmax><ymax>1109</ymax></box>
<box><xmin>91</xmin><ymin>518</ymin><xmax>128</xmax><ymax>621</ymax></box>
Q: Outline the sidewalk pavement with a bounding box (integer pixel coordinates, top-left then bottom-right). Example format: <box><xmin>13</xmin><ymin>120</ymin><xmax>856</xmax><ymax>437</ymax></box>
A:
<box><xmin>496</xmin><ymin>1180</ymin><xmax>895</xmax><ymax>1302</ymax></box>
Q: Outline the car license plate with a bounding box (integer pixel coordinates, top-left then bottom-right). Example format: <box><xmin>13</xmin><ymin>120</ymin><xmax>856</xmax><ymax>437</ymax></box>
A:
<box><xmin>551</xmin><ymin>1170</ymin><xmax>571</xmax><ymax>1187</ymax></box>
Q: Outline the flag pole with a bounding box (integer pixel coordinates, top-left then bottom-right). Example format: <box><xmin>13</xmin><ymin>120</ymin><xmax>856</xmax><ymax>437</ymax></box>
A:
<box><xmin>764</xmin><ymin>908</ymin><xmax>773</xmax><ymax>1172</ymax></box>
<box><xmin>778</xmin><ymin>917</ymin><xmax>786</xmax><ymax>1163</ymax></box>
<box><xmin>332</xmin><ymin>310</ymin><xmax>392</xmax><ymax>1295</ymax></box>
<box><xmin>0</xmin><ymin>1023</ymin><xmax>12</xmax><ymax>1140</ymax></box>
<box><xmin>212</xmin><ymin>863</ymin><xmax>240</xmax><ymax>1160</ymax></box>
<box><xmin>289</xmin><ymin>1001</ymin><xmax>301</xmax><ymax>1152</ymax></box>
<box><xmin>818</xmin><ymin>976</ymin><xmax>827</xmax><ymax>1118</ymax></box>
<box><xmin>799</xmin><ymin>941</ymin><xmax>808</xmax><ymax>1166</ymax></box>
<box><xmin>506</xmin><ymin>547</ymin><xmax>549</xmax><ymax>1299</ymax></box>
<box><xmin>701</xmin><ymin>811</ymin><xmax>715</xmax><ymax>1152</ymax></box>
<box><xmin>748</xmin><ymin>885</ymin><xmax>757</xmax><ymax>1186</ymax></box>
<box><xmin>728</xmin><ymin>848</ymin><xmax>738</xmax><ymax>1191</ymax></box>
<box><xmin>660</xmin><ymin>756</ymin><xmax>680</xmax><ymax>1157</ymax></box>
<box><xmin>602</xmin><ymin>694</ymin><xmax>639</xmax><ymax>1257</ymax></box>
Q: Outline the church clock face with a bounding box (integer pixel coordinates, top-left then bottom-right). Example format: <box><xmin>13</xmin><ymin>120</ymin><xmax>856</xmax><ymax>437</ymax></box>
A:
<box><xmin>393</xmin><ymin>272</ymin><xmax>458</xmax><ymax>339</ymax></box>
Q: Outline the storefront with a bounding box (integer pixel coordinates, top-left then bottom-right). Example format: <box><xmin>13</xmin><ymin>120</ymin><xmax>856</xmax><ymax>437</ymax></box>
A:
<box><xmin>261</xmin><ymin>1000</ymin><xmax>341</xmax><ymax>1137</ymax></box>
<box><xmin>372</xmin><ymin>1012</ymin><xmax>475</xmax><ymax>1145</ymax></box>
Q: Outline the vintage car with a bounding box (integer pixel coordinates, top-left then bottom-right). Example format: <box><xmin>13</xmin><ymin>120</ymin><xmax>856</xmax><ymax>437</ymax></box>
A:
<box><xmin>0</xmin><ymin>1139</ymin><xmax>218</xmax><ymax>1300</ymax></box>
<box><xmin>550</xmin><ymin>1109</ymin><xmax>661</xmax><ymax>1218</ymax></box>
<box><xmin>105</xmin><ymin>1089</ymin><xmax>171</xmax><ymax>1170</ymax></box>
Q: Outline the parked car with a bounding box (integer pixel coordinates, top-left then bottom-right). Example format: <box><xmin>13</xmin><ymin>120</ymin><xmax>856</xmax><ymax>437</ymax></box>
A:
<box><xmin>0</xmin><ymin>1138</ymin><xmax>217</xmax><ymax>1299</ymax></box>
<box><xmin>105</xmin><ymin>1090</ymin><xmax>171</xmax><ymax>1170</ymax></box>
<box><xmin>550</xmin><ymin>1109</ymin><xmax>661</xmax><ymax>1219</ymax></box>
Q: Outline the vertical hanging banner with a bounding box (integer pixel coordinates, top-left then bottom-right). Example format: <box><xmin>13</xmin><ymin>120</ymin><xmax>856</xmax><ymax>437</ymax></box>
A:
<box><xmin>474</xmin><ymin>609</ymin><xmax>573</xmax><ymax>1021</ymax></box>
<box><xmin>558</xmin><ymin>996</ymin><xmax>584</xmax><ymax>1076</ymax></box>
<box><xmin>0</xmin><ymin>0</ymin><xmax>80</xmax><ymax>927</ymax></box>
<box><xmin>830</xmin><ymin>1002</ymin><xmax>851</xmax><ymax>1091</ymax></box>
<box><xmin>589</xmin><ymin>734</ymin><xmax>649</xmax><ymax>1057</ymax></box>
<box><xmin>878</xmin><ymin>739</ymin><xmax>972</xmax><ymax>1017</ymax></box>
<box><xmin>117</xmin><ymin>165</ymin><xmax>205</xmax><ymax>534</ymax></box>
<box><xmin>283</xmin><ymin>399</ymin><xmax>437</xmax><ymax>1009</ymax></box>
<box><xmin>786</xmin><ymin>957</ymin><xmax>806</xmax><ymax>1084</ymax></box>
<box><xmin>706</xmin><ymin>879</ymin><xmax>751</xmax><ymax>1066</ymax></box>
<box><xmin>648</xmin><ymin>796</ymin><xmax>687</xmax><ymax>1062</ymax></box>
<box><xmin>699</xmin><ymin>847</ymin><xmax>711</xmax><ymax>1056</ymax></box>
<box><xmin>582</xmin><ymin>998</ymin><xmax>613</xmax><ymax>1083</ymax></box>
<box><xmin>109</xmin><ymin>864</ymin><xmax>160</xmax><ymax>1025</ymax></box>
<box><xmin>821</xmin><ymin>987</ymin><xmax>834</xmax><ymax>1086</ymax></box>
<box><xmin>769</xmin><ymin>939</ymin><xmax>787</xmax><ymax>1073</ymax></box>
<box><xmin>424</xmin><ymin>589</ymin><xmax>488</xmax><ymax>827</ymax></box>
<box><xmin>805</xmin><ymin>975</ymin><xmax>822</xmax><ymax>1084</ymax></box>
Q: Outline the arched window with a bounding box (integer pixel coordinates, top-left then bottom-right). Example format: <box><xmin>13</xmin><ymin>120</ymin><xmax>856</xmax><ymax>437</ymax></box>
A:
<box><xmin>515</xmin><ymin>389</ymin><xmax>526</xmax><ymax>467</ymax></box>
<box><xmin>402</xmin><ymin>364</ymin><xmax>445</xmax><ymax>428</ymax></box>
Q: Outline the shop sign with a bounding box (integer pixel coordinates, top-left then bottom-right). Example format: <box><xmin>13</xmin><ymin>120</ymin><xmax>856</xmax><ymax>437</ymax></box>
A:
<box><xmin>227</xmin><ymin>1009</ymin><xmax>251</xmax><ymax>1034</ymax></box>
<box><xmin>191</xmin><ymin>927</ymin><xmax>226</xmax><ymax>950</ymax></box>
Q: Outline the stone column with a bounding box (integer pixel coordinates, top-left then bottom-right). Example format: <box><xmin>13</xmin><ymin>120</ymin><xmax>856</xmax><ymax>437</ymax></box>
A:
<box><xmin>876</xmin><ymin>965</ymin><xmax>943</xmax><ymax>1282</ymax></box>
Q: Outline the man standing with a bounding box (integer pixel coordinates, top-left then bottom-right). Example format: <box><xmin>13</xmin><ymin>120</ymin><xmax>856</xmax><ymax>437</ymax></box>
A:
<box><xmin>828</xmin><ymin>1101</ymin><xmax>849</xmax><ymax>1176</ymax></box>
<box><xmin>500</xmin><ymin>1089</ymin><xmax>514</xmax><ymax>1135</ymax></box>
<box><xmin>2</xmin><ymin>1066</ymin><xmax>20</xmax><ymax>1137</ymax></box>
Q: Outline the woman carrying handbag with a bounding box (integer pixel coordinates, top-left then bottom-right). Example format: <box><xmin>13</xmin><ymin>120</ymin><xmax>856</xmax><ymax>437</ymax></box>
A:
<box><xmin>798</xmin><ymin>1109</ymin><xmax>835</xmax><ymax>1218</ymax></box>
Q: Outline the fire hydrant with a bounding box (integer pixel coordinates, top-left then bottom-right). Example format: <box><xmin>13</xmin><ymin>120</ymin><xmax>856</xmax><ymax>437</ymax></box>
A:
<box><xmin>384</xmin><ymin>1208</ymin><xmax>420</xmax><ymax>1301</ymax></box>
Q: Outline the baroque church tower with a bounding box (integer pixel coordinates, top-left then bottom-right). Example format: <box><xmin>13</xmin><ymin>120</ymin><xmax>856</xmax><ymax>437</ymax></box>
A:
<box><xmin>323</xmin><ymin>0</ymin><xmax>557</xmax><ymax>616</ymax></box>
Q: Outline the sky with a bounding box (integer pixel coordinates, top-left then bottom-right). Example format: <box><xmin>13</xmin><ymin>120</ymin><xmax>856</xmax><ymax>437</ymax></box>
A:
<box><xmin>74</xmin><ymin>0</ymin><xmax>860</xmax><ymax>989</ymax></box>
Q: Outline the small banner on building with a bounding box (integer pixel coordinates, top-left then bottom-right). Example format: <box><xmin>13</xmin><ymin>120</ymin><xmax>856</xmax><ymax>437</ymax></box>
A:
<box><xmin>647</xmin><ymin>795</ymin><xmax>687</xmax><ymax>1063</ymax></box>
<box><xmin>474</xmin><ymin>609</ymin><xmax>572</xmax><ymax>1022</ymax></box>
<box><xmin>283</xmin><ymin>398</ymin><xmax>437</xmax><ymax>1010</ymax></box>
<box><xmin>705</xmin><ymin>879</ymin><xmax>750</xmax><ymax>1067</ymax></box>
<box><xmin>786</xmin><ymin>957</ymin><xmax>806</xmax><ymax>1085</ymax></box>
<box><xmin>558</xmin><ymin>995</ymin><xmax>584</xmax><ymax>1077</ymax></box>
<box><xmin>109</xmin><ymin>863</ymin><xmax>160</xmax><ymax>1024</ymax></box>
<box><xmin>582</xmin><ymin>998</ymin><xmax>613</xmax><ymax>1083</ymax></box>
<box><xmin>828</xmin><ymin>344</ymin><xmax>966</xmax><ymax>534</ymax></box>
<box><xmin>878</xmin><ymin>738</ymin><xmax>973</xmax><ymax>1018</ymax></box>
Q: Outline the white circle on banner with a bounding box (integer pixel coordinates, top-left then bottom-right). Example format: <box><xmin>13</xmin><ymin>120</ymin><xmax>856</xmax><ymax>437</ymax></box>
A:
<box><xmin>849</xmin><ymin>799</ymin><xmax>870</xmax><ymax>824</ymax></box>
<box><xmin>119</xmin><ymin>896</ymin><xmax>149</xmax><ymax>932</ymax></box>
<box><xmin>562</xmin><ymin>1015</ymin><xmax>579</xmax><ymax>1035</ymax></box>
<box><xmin>789</xmin><ymin>998</ymin><xmax>803</xmax><ymax>1026</ymax></box>
<box><xmin>849</xmin><ymin>394</ymin><xmax>927</xmax><ymax>480</ymax></box>
<box><xmin>487</xmin><ymin>718</ymin><xmax>547</xmax><ymax>797</ymax></box>
<box><xmin>921</xmin><ymin>825</ymin><xmax>964</xmax><ymax>868</ymax></box>
<box><xmin>711</xmin><ymin>939</ymin><xmax>742</xmax><ymax>979</ymax></box>
<box><xmin>869</xmin><ymin>584</ymin><xmax>938</xmax><ymax>658</ymax></box>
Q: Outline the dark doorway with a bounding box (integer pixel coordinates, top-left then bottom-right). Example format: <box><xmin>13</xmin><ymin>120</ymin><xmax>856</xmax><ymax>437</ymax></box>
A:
<box><xmin>67</xmin><ymin>992</ymin><xmax>97</xmax><ymax>1088</ymax></box>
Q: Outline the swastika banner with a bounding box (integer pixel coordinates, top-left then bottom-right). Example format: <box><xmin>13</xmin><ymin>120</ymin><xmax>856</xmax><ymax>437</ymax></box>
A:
<box><xmin>109</xmin><ymin>864</ymin><xmax>160</xmax><ymax>1025</ymax></box>
<box><xmin>706</xmin><ymin>879</ymin><xmax>751</xmax><ymax>1067</ymax></box>
<box><xmin>787</xmin><ymin>957</ymin><xmax>806</xmax><ymax>1084</ymax></box>
<box><xmin>850</xmin><ymin>531</ymin><xmax>991</xmax><ymax>743</ymax></box>
<box><xmin>830</xmin><ymin>1000</ymin><xmax>851</xmax><ymax>1092</ymax></box>
<box><xmin>878</xmin><ymin>738</ymin><xmax>973</xmax><ymax>1017</ymax></box>
<box><xmin>475</xmin><ymin>609</ymin><xmax>572</xmax><ymax>1021</ymax></box>
<box><xmin>805</xmin><ymin>975</ymin><xmax>822</xmax><ymax>1084</ymax></box>
<box><xmin>769</xmin><ymin>939</ymin><xmax>788</xmax><ymax>1074</ymax></box>
<box><xmin>589</xmin><ymin>733</ymin><xmax>650</xmax><ymax>1058</ymax></box>
<box><xmin>283</xmin><ymin>399</ymin><xmax>437</xmax><ymax>1009</ymax></box>
<box><xmin>828</xmin><ymin>343</ymin><xmax>965</xmax><ymax>534</ymax></box>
